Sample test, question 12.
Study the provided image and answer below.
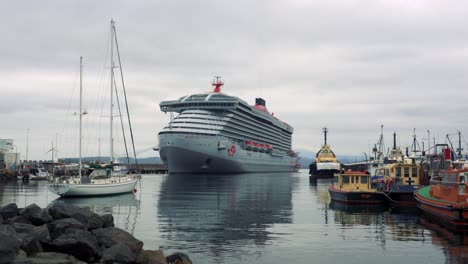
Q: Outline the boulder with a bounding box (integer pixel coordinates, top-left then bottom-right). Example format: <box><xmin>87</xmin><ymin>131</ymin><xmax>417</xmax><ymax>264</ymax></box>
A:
<box><xmin>21</xmin><ymin>204</ymin><xmax>52</xmax><ymax>226</ymax></box>
<box><xmin>0</xmin><ymin>225</ymin><xmax>21</xmax><ymax>264</ymax></box>
<box><xmin>166</xmin><ymin>252</ymin><xmax>192</xmax><ymax>264</ymax></box>
<box><xmin>139</xmin><ymin>250</ymin><xmax>167</xmax><ymax>264</ymax></box>
<box><xmin>21</xmin><ymin>235</ymin><xmax>43</xmax><ymax>257</ymax></box>
<box><xmin>92</xmin><ymin>227</ymin><xmax>143</xmax><ymax>255</ymax></box>
<box><xmin>48</xmin><ymin>228</ymin><xmax>100</xmax><ymax>263</ymax></box>
<box><xmin>14</xmin><ymin>252</ymin><xmax>81</xmax><ymax>264</ymax></box>
<box><xmin>101</xmin><ymin>242</ymin><xmax>137</xmax><ymax>264</ymax></box>
<box><xmin>6</xmin><ymin>215</ymin><xmax>33</xmax><ymax>225</ymax></box>
<box><xmin>100</xmin><ymin>214</ymin><xmax>114</xmax><ymax>228</ymax></box>
<box><xmin>48</xmin><ymin>203</ymin><xmax>102</xmax><ymax>230</ymax></box>
<box><xmin>11</xmin><ymin>223</ymin><xmax>36</xmax><ymax>235</ymax></box>
<box><xmin>47</xmin><ymin>218</ymin><xmax>86</xmax><ymax>240</ymax></box>
<box><xmin>1</xmin><ymin>203</ymin><xmax>19</xmax><ymax>219</ymax></box>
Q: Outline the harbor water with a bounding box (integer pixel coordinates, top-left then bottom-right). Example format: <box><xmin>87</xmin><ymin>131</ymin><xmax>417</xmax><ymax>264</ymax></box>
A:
<box><xmin>0</xmin><ymin>170</ymin><xmax>465</xmax><ymax>263</ymax></box>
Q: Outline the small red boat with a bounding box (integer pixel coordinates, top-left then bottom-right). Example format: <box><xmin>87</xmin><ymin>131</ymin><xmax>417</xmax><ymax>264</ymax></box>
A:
<box><xmin>415</xmin><ymin>168</ymin><xmax>468</xmax><ymax>231</ymax></box>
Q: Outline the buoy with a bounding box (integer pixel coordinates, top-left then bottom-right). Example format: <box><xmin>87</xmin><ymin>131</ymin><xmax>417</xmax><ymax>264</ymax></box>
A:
<box><xmin>133</xmin><ymin>188</ymin><xmax>137</xmax><ymax>193</ymax></box>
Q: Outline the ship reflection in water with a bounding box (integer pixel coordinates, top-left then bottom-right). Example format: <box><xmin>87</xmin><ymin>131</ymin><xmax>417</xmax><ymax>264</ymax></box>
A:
<box><xmin>2</xmin><ymin>172</ymin><xmax>468</xmax><ymax>263</ymax></box>
<box><xmin>418</xmin><ymin>216</ymin><xmax>468</xmax><ymax>264</ymax></box>
<box><xmin>157</xmin><ymin>172</ymin><xmax>293</xmax><ymax>259</ymax></box>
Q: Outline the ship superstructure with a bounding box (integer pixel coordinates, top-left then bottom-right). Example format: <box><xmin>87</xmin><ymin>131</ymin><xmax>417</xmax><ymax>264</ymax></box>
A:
<box><xmin>158</xmin><ymin>77</ymin><xmax>299</xmax><ymax>173</ymax></box>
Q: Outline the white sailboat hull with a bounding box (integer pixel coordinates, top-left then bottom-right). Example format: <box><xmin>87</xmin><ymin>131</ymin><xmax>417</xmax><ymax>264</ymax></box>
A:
<box><xmin>48</xmin><ymin>177</ymin><xmax>138</xmax><ymax>197</ymax></box>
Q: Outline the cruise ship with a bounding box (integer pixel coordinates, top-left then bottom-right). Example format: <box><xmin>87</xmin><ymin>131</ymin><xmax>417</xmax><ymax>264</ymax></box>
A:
<box><xmin>158</xmin><ymin>77</ymin><xmax>299</xmax><ymax>173</ymax></box>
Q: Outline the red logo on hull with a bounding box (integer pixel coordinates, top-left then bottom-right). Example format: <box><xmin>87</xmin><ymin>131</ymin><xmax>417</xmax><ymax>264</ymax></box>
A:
<box><xmin>227</xmin><ymin>145</ymin><xmax>236</xmax><ymax>157</ymax></box>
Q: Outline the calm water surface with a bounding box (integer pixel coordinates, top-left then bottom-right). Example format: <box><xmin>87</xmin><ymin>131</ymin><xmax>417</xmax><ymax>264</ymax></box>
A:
<box><xmin>0</xmin><ymin>170</ymin><xmax>466</xmax><ymax>263</ymax></box>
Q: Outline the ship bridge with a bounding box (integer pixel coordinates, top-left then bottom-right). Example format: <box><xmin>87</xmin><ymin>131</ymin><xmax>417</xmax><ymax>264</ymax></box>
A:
<box><xmin>160</xmin><ymin>92</ymin><xmax>239</xmax><ymax>113</ymax></box>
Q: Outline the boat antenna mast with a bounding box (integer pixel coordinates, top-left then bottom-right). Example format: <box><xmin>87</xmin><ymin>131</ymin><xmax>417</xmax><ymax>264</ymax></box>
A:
<box><xmin>212</xmin><ymin>76</ymin><xmax>223</xmax><ymax>93</ymax></box>
<box><xmin>323</xmin><ymin>127</ymin><xmax>328</xmax><ymax>146</ymax></box>
<box><xmin>410</xmin><ymin>128</ymin><xmax>422</xmax><ymax>157</ymax></box>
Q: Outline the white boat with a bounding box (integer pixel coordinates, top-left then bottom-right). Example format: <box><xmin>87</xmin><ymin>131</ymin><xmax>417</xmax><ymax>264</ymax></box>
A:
<box><xmin>18</xmin><ymin>167</ymin><xmax>50</xmax><ymax>180</ymax></box>
<box><xmin>48</xmin><ymin>20</ymin><xmax>140</xmax><ymax>197</ymax></box>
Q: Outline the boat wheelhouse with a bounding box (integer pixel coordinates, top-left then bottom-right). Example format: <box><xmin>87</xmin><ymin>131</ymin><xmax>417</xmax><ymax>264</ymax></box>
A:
<box><xmin>328</xmin><ymin>170</ymin><xmax>386</xmax><ymax>205</ymax></box>
<box><xmin>375</xmin><ymin>158</ymin><xmax>423</xmax><ymax>204</ymax></box>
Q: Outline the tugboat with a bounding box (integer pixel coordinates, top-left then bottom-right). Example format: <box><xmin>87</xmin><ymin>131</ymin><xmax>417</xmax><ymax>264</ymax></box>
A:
<box><xmin>376</xmin><ymin>157</ymin><xmax>423</xmax><ymax>205</ymax></box>
<box><xmin>309</xmin><ymin>127</ymin><xmax>341</xmax><ymax>179</ymax></box>
<box><xmin>415</xmin><ymin>168</ymin><xmax>468</xmax><ymax>231</ymax></box>
<box><xmin>328</xmin><ymin>170</ymin><xmax>386</xmax><ymax>205</ymax></box>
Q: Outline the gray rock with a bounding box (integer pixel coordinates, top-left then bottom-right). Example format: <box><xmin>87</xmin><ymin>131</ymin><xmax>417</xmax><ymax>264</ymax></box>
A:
<box><xmin>92</xmin><ymin>227</ymin><xmax>143</xmax><ymax>255</ymax></box>
<box><xmin>102</xmin><ymin>242</ymin><xmax>137</xmax><ymax>264</ymax></box>
<box><xmin>100</xmin><ymin>213</ymin><xmax>114</xmax><ymax>228</ymax></box>
<box><xmin>139</xmin><ymin>250</ymin><xmax>167</xmax><ymax>264</ymax></box>
<box><xmin>21</xmin><ymin>204</ymin><xmax>52</xmax><ymax>226</ymax></box>
<box><xmin>48</xmin><ymin>228</ymin><xmax>100</xmax><ymax>263</ymax></box>
<box><xmin>11</xmin><ymin>223</ymin><xmax>36</xmax><ymax>235</ymax></box>
<box><xmin>6</xmin><ymin>215</ymin><xmax>33</xmax><ymax>225</ymax></box>
<box><xmin>1</xmin><ymin>203</ymin><xmax>19</xmax><ymax>219</ymax></box>
<box><xmin>0</xmin><ymin>225</ymin><xmax>21</xmax><ymax>264</ymax></box>
<box><xmin>21</xmin><ymin>235</ymin><xmax>43</xmax><ymax>257</ymax></box>
<box><xmin>166</xmin><ymin>252</ymin><xmax>192</xmax><ymax>264</ymax></box>
<box><xmin>47</xmin><ymin>218</ymin><xmax>86</xmax><ymax>240</ymax></box>
<box><xmin>48</xmin><ymin>203</ymin><xmax>103</xmax><ymax>230</ymax></box>
<box><xmin>14</xmin><ymin>252</ymin><xmax>80</xmax><ymax>264</ymax></box>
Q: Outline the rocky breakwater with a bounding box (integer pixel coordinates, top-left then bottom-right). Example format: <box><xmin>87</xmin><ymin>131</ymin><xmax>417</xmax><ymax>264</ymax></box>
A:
<box><xmin>0</xmin><ymin>203</ymin><xmax>192</xmax><ymax>264</ymax></box>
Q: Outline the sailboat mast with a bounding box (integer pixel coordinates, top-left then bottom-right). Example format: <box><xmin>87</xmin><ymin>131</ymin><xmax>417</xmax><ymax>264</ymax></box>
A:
<box><xmin>110</xmin><ymin>19</ymin><xmax>115</xmax><ymax>164</ymax></box>
<box><xmin>79</xmin><ymin>56</ymin><xmax>83</xmax><ymax>177</ymax></box>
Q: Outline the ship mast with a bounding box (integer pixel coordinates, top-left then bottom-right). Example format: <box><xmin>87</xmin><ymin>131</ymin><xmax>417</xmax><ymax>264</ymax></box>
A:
<box><xmin>212</xmin><ymin>76</ymin><xmax>223</xmax><ymax>93</ymax></box>
<box><xmin>323</xmin><ymin>127</ymin><xmax>328</xmax><ymax>146</ymax></box>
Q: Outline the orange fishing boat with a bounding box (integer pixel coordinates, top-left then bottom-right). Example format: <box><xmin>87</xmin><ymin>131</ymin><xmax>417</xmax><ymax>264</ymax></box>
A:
<box><xmin>415</xmin><ymin>168</ymin><xmax>468</xmax><ymax>231</ymax></box>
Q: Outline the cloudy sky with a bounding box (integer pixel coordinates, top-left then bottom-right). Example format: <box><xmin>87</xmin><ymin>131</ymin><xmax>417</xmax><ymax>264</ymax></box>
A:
<box><xmin>2</xmin><ymin>0</ymin><xmax>468</xmax><ymax>161</ymax></box>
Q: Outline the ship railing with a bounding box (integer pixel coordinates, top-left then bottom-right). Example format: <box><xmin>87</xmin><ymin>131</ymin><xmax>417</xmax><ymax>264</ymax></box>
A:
<box><xmin>429</xmin><ymin>178</ymin><xmax>460</xmax><ymax>187</ymax></box>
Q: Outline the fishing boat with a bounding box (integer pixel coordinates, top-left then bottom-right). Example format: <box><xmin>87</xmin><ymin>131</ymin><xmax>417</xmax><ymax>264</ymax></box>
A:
<box><xmin>375</xmin><ymin>158</ymin><xmax>423</xmax><ymax>205</ymax></box>
<box><xmin>309</xmin><ymin>127</ymin><xmax>341</xmax><ymax>178</ymax></box>
<box><xmin>48</xmin><ymin>20</ymin><xmax>139</xmax><ymax>197</ymax></box>
<box><xmin>328</xmin><ymin>170</ymin><xmax>386</xmax><ymax>205</ymax></box>
<box><xmin>415</xmin><ymin>168</ymin><xmax>468</xmax><ymax>231</ymax></box>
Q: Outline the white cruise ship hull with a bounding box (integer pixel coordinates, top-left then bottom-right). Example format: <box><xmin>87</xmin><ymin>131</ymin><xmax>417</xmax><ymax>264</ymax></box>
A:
<box><xmin>159</xmin><ymin>134</ymin><xmax>298</xmax><ymax>173</ymax></box>
<box><xmin>48</xmin><ymin>178</ymin><xmax>138</xmax><ymax>197</ymax></box>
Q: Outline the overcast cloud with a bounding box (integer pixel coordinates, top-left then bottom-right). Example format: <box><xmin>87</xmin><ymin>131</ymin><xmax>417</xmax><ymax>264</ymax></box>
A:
<box><xmin>2</xmin><ymin>0</ymin><xmax>468</xmax><ymax>160</ymax></box>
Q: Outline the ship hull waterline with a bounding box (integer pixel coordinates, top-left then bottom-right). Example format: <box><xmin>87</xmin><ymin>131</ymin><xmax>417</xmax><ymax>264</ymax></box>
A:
<box><xmin>159</xmin><ymin>134</ymin><xmax>298</xmax><ymax>174</ymax></box>
<box><xmin>328</xmin><ymin>186</ymin><xmax>386</xmax><ymax>205</ymax></box>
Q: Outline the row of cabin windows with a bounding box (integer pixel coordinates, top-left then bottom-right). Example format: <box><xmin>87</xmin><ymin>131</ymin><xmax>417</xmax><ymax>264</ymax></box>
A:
<box><xmin>335</xmin><ymin>175</ymin><xmax>369</xmax><ymax>184</ymax></box>
<box><xmin>384</xmin><ymin>167</ymin><xmax>418</xmax><ymax>177</ymax></box>
<box><xmin>162</xmin><ymin>102</ymin><xmax>236</xmax><ymax>110</ymax></box>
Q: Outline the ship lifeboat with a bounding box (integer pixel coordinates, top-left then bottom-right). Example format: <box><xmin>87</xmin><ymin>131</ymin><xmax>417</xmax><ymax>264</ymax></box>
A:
<box><xmin>245</xmin><ymin>141</ymin><xmax>254</xmax><ymax>151</ymax></box>
<box><xmin>258</xmin><ymin>144</ymin><xmax>266</xmax><ymax>153</ymax></box>
<box><xmin>253</xmin><ymin>143</ymin><xmax>260</xmax><ymax>152</ymax></box>
<box><xmin>289</xmin><ymin>150</ymin><xmax>296</xmax><ymax>156</ymax></box>
<box><xmin>266</xmin><ymin>144</ymin><xmax>273</xmax><ymax>152</ymax></box>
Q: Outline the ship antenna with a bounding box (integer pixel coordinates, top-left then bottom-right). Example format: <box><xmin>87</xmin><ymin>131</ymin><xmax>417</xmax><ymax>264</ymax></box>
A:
<box><xmin>323</xmin><ymin>127</ymin><xmax>328</xmax><ymax>146</ymax></box>
<box><xmin>212</xmin><ymin>76</ymin><xmax>224</xmax><ymax>93</ymax></box>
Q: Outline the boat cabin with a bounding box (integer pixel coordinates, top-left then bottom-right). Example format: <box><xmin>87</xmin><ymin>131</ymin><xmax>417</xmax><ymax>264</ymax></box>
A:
<box><xmin>333</xmin><ymin>170</ymin><xmax>373</xmax><ymax>192</ymax></box>
<box><xmin>382</xmin><ymin>159</ymin><xmax>422</xmax><ymax>186</ymax></box>
<box><xmin>430</xmin><ymin>168</ymin><xmax>468</xmax><ymax>203</ymax></box>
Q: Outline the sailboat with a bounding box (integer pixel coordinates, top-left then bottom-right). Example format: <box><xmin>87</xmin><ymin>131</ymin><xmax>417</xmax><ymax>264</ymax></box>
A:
<box><xmin>48</xmin><ymin>20</ymin><xmax>140</xmax><ymax>197</ymax></box>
